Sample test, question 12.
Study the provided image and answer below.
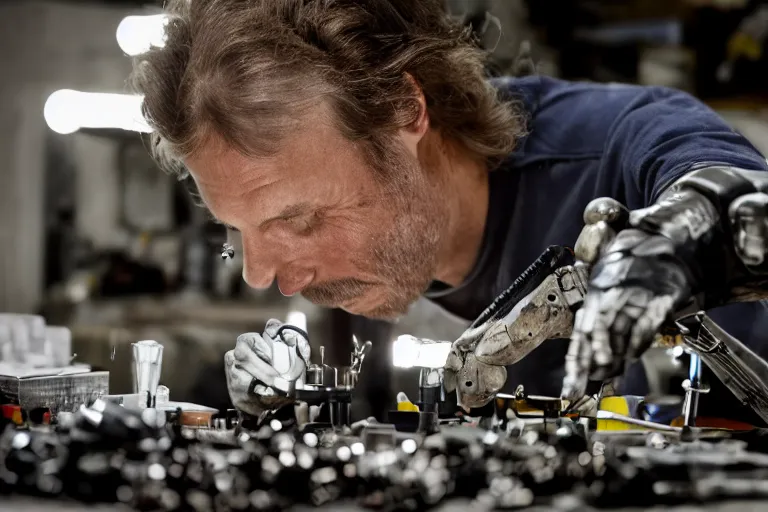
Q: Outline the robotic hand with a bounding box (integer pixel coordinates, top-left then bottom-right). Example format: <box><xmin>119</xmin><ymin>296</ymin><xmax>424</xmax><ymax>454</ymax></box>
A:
<box><xmin>562</xmin><ymin>166</ymin><xmax>768</xmax><ymax>400</ymax></box>
<box><xmin>444</xmin><ymin>350</ymin><xmax>506</xmax><ymax>411</ymax></box>
<box><xmin>561</xmin><ymin>229</ymin><xmax>693</xmax><ymax>398</ymax></box>
<box><xmin>731</xmin><ymin>191</ymin><xmax>768</xmax><ymax>271</ymax></box>
<box><xmin>225</xmin><ymin>319</ymin><xmax>311</xmax><ymax>417</ymax></box>
<box><xmin>443</xmin><ymin>198</ymin><xmax>629</xmax><ymax>410</ymax></box>
<box><xmin>444</xmin><ymin>246</ymin><xmax>587</xmax><ymax>410</ymax></box>
<box><xmin>445</xmin><ymin>165</ymin><xmax>768</xmax><ymax>409</ymax></box>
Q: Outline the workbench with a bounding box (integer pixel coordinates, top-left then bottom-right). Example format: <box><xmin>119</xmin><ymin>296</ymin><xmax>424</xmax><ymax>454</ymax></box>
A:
<box><xmin>9</xmin><ymin>496</ymin><xmax>768</xmax><ymax>511</ymax></box>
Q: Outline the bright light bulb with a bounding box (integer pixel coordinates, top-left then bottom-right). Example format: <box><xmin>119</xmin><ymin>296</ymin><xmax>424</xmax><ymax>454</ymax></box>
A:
<box><xmin>44</xmin><ymin>90</ymin><xmax>152</xmax><ymax>134</ymax></box>
<box><xmin>391</xmin><ymin>335</ymin><xmax>452</xmax><ymax>369</ymax></box>
<box><xmin>44</xmin><ymin>90</ymin><xmax>81</xmax><ymax>134</ymax></box>
<box><xmin>286</xmin><ymin>311</ymin><xmax>308</xmax><ymax>331</ymax></box>
<box><xmin>116</xmin><ymin>14</ymin><xmax>168</xmax><ymax>56</ymax></box>
<box><xmin>392</xmin><ymin>335</ymin><xmax>419</xmax><ymax>368</ymax></box>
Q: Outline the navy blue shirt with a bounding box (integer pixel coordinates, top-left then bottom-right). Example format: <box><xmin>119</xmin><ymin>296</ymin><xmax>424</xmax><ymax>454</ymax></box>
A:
<box><xmin>425</xmin><ymin>76</ymin><xmax>768</xmax><ymax>421</ymax></box>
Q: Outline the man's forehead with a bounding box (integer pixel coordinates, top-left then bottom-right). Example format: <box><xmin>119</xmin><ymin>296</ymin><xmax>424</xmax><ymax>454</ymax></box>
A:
<box><xmin>182</xmin><ymin>146</ymin><xmax>275</xmax><ymax>221</ymax></box>
<box><xmin>184</xmin><ymin>107</ymin><xmax>339</xmax><ymax>182</ymax></box>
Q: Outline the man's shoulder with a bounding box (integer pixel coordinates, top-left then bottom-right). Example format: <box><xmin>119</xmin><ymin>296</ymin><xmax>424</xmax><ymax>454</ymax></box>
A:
<box><xmin>493</xmin><ymin>76</ymin><xmax>685</xmax><ymax>163</ymax></box>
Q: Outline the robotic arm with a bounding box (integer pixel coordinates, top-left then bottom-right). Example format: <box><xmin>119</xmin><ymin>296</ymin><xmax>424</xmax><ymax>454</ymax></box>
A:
<box><xmin>564</xmin><ymin>165</ymin><xmax>768</xmax><ymax>399</ymax></box>
<box><xmin>448</xmin><ymin>165</ymin><xmax>768</xmax><ymax>410</ymax></box>
<box><xmin>443</xmin><ymin>198</ymin><xmax>626</xmax><ymax>410</ymax></box>
<box><xmin>442</xmin><ymin>246</ymin><xmax>587</xmax><ymax>409</ymax></box>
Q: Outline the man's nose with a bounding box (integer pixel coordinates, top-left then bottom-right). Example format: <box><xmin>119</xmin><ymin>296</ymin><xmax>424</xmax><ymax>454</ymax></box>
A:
<box><xmin>240</xmin><ymin>238</ymin><xmax>277</xmax><ymax>290</ymax></box>
<box><xmin>276</xmin><ymin>267</ymin><xmax>315</xmax><ymax>297</ymax></box>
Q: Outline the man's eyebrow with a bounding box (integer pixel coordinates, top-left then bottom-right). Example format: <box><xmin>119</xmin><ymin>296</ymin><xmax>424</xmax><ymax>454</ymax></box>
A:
<box><xmin>205</xmin><ymin>203</ymin><xmax>314</xmax><ymax>231</ymax></box>
<box><xmin>276</xmin><ymin>202</ymin><xmax>313</xmax><ymax>220</ymax></box>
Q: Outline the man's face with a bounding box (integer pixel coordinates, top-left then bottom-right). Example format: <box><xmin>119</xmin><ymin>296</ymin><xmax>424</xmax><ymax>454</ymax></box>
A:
<box><xmin>184</xmin><ymin>111</ymin><xmax>446</xmax><ymax>319</ymax></box>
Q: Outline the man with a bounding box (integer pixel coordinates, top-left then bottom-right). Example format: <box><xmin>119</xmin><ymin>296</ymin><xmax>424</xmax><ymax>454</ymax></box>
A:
<box><xmin>131</xmin><ymin>0</ymin><xmax>768</xmax><ymax>421</ymax></box>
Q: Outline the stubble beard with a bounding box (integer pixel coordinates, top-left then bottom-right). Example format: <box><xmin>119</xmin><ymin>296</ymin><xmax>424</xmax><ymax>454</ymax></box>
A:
<box><xmin>301</xmin><ymin>142</ymin><xmax>447</xmax><ymax>320</ymax></box>
<box><xmin>361</xmin><ymin>184</ymin><xmax>444</xmax><ymax>319</ymax></box>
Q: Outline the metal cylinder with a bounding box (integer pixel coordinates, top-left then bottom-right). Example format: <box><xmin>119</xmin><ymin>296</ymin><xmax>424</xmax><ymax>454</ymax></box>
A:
<box><xmin>419</xmin><ymin>368</ymin><xmax>442</xmax><ymax>413</ymax></box>
<box><xmin>306</xmin><ymin>365</ymin><xmax>323</xmax><ymax>386</ymax></box>
<box><xmin>682</xmin><ymin>353</ymin><xmax>702</xmax><ymax>427</ymax></box>
<box><xmin>419</xmin><ymin>386</ymin><xmax>441</xmax><ymax>414</ymax></box>
<box><xmin>132</xmin><ymin>340</ymin><xmax>164</xmax><ymax>405</ymax></box>
<box><xmin>329</xmin><ymin>400</ymin><xmax>351</xmax><ymax>428</ymax></box>
<box><xmin>342</xmin><ymin>367</ymin><xmax>358</xmax><ymax>388</ymax></box>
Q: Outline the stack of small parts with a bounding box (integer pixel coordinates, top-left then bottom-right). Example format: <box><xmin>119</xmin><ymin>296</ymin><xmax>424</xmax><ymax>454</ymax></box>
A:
<box><xmin>3</xmin><ymin>399</ymin><xmax>768</xmax><ymax>510</ymax></box>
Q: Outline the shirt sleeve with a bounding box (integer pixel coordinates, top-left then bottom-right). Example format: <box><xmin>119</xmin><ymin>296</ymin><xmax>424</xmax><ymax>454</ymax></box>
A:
<box><xmin>602</xmin><ymin>86</ymin><xmax>768</xmax><ymax>206</ymax></box>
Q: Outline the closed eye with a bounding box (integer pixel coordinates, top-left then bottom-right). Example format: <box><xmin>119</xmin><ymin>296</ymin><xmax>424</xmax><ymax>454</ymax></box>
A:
<box><xmin>283</xmin><ymin>210</ymin><xmax>323</xmax><ymax>235</ymax></box>
<box><xmin>284</xmin><ymin>214</ymin><xmax>313</xmax><ymax>234</ymax></box>
<box><xmin>276</xmin><ymin>202</ymin><xmax>313</xmax><ymax>222</ymax></box>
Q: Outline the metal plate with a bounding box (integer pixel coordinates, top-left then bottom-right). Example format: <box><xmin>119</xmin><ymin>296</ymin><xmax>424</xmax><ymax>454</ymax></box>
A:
<box><xmin>0</xmin><ymin>371</ymin><xmax>109</xmax><ymax>413</ymax></box>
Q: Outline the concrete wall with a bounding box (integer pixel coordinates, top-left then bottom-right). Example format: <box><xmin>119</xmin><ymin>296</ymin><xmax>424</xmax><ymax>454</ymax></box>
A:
<box><xmin>0</xmin><ymin>0</ymin><xmax>157</xmax><ymax>313</ymax></box>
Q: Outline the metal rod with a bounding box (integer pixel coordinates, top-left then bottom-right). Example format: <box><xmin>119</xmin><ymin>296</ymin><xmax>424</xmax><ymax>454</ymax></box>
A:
<box><xmin>682</xmin><ymin>353</ymin><xmax>702</xmax><ymax>427</ymax></box>
<box><xmin>595</xmin><ymin>410</ymin><xmax>682</xmax><ymax>432</ymax></box>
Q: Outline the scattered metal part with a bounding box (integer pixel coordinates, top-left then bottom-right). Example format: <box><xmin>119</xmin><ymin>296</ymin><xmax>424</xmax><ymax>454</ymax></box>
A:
<box><xmin>595</xmin><ymin>411</ymin><xmax>682</xmax><ymax>432</ymax></box>
<box><xmin>677</xmin><ymin>311</ymin><xmax>768</xmax><ymax>424</ymax></box>
<box><xmin>0</xmin><ymin>369</ymin><xmax>109</xmax><ymax>415</ymax></box>
<box><xmin>295</xmin><ymin>335</ymin><xmax>371</xmax><ymax>429</ymax></box>
<box><xmin>102</xmin><ymin>392</ymin><xmax>149</xmax><ymax>410</ymax></box>
<box><xmin>350</xmin><ymin>335</ymin><xmax>372</xmax><ymax>374</ymax></box>
<box><xmin>221</xmin><ymin>243</ymin><xmax>235</xmax><ymax>260</ymax></box>
<box><xmin>131</xmin><ymin>340</ymin><xmax>164</xmax><ymax>407</ymax></box>
<box><xmin>4</xmin><ymin>362</ymin><xmax>768</xmax><ymax>512</ymax></box>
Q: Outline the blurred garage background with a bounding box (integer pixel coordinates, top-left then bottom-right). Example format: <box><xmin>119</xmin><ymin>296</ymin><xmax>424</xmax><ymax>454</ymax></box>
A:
<box><xmin>0</xmin><ymin>0</ymin><xmax>766</xmax><ymax>420</ymax></box>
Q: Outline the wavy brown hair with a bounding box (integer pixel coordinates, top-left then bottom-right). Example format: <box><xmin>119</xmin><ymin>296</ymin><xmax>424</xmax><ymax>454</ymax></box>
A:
<box><xmin>130</xmin><ymin>0</ymin><xmax>525</xmax><ymax>179</ymax></box>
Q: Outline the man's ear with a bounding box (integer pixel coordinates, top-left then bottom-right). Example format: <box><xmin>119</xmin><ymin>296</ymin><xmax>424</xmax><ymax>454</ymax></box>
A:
<box><xmin>399</xmin><ymin>73</ymin><xmax>430</xmax><ymax>153</ymax></box>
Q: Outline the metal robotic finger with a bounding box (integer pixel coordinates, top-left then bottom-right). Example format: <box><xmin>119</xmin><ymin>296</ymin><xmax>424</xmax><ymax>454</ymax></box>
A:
<box><xmin>730</xmin><ymin>191</ymin><xmax>768</xmax><ymax>269</ymax></box>
<box><xmin>574</xmin><ymin>197</ymin><xmax>630</xmax><ymax>264</ymax></box>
